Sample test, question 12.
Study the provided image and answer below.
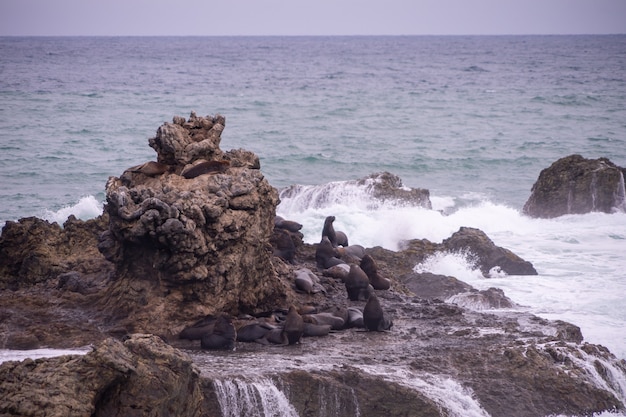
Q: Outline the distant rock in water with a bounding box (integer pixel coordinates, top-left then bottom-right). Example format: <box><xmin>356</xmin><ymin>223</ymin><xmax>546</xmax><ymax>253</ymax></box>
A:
<box><xmin>278</xmin><ymin>171</ymin><xmax>432</xmax><ymax>211</ymax></box>
<box><xmin>523</xmin><ymin>154</ymin><xmax>626</xmax><ymax>218</ymax></box>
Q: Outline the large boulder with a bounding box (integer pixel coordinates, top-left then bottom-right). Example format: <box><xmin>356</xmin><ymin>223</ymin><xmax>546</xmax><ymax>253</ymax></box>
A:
<box><xmin>97</xmin><ymin>113</ymin><xmax>290</xmax><ymax>335</ymax></box>
<box><xmin>523</xmin><ymin>154</ymin><xmax>626</xmax><ymax>218</ymax></box>
<box><xmin>0</xmin><ymin>334</ymin><xmax>204</xmax><ymax>417</ymax></box>
<box><xmin>442</xmin><ymin>227</ymin><xmax>538</xmax><ymax>276</ymax></box>
<box><xmin>0</xmin><ymin>215</ymin><xmax>110</xmax><ymax>290</ymax></box>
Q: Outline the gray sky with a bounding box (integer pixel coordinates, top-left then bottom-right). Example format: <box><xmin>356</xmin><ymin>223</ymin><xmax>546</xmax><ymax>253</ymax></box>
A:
<box><xmin>1</xmin><ymin>0</ymin><xmax>625</xmax><ymax>36</ymax></box>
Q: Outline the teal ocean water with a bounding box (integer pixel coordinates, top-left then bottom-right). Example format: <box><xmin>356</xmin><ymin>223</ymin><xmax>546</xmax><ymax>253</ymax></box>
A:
<box><xmin>1</xmin><ymin>37</ymin><xmax>626</xmax><ymax>407</ymax></box>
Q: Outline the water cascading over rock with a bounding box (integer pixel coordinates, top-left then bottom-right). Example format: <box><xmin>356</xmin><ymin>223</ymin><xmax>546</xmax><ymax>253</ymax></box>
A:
<box><xmin>523</xmin><ymin>154</ymin><xmax>626</xmax><ymax>218</ymax></box>
<box><xmin>97</xmin><ymin>112</ymin><xmax>289</xmax><ymax>336</ymax></box>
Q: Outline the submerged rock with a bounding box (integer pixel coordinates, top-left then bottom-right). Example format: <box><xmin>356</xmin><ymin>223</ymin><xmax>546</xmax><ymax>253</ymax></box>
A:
<box><xmin>523</xmin><ymin>154</ymin><xmax>626</xmax><ymax>218</ymax></box>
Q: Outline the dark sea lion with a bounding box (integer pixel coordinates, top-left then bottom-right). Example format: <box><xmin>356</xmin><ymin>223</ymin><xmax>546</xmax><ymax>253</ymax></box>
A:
<box><xmin>282</xmin><ymin>305</ymin><xmax>304</xmax><ymax>345</ymax></box>
<box><xmin>236</xmin><ymin>322</ymin><xmax>274</xmax><ymax>343</ymax></box>
<box><xmin>363</xmin><ymin>292</ymin><xmax>393</xmax><ymax>332</ymax></box>
<box><xmin>200</xmin><ymin>314</ymin><xmax>237</xmax><ymax>350</ymax></box>
<box><xmin>127</xmin><ymin>161</ymin><xmax>169</xmax><ymax>176</ymax></box>
<box><xmin>344</xmin><ymin>264</ymin><xmax>372</xmax><ymax>301</ymax></box>
<box><xmin>265</xmin><ymin>328</ymin><xmax>288</xmax><ymax>345</ymax></box>
<box><xmin>322</xmin><ymin>215</ymin><xmax>338</xmax><ymax>246</ymax></box>
<box><xmin>303</xmin><ymin>322</ymin><xmax>332</xmax><ymax>337</ymax></box>
<box><xmin>316</xmin><ymin>236</ymin><xmax>344</xmax><ymax>269</ymax></box>
<box><xmin>181</xmin><ymin>159</ymin><xmax>230</xmax><ymax>179</ymax></box>
<box><xmin>274</xmin><ymin>216</ymin><xmax>303</xmax><ymax>233</ymax></box>
<box><xmin>360</xmin><ymin>254</ymin><xmax>391</xmax><ymax>290</ymax></box>
<box><xmin>179</xmin><ymin>315</ymin><xmax>217</xmax><ymax>340</ymax></box>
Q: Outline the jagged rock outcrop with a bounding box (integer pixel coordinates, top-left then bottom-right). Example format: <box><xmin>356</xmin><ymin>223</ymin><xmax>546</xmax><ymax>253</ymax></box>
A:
<box><xmin>0</xmin><ymin>215</ymin><xmax>110</xmax><ymax>290</ymax></box>
<box><xmin>442</xmin><ymin>227</ymin><xmax>538</xmax><ymax>276</ymax></box>
<box><xmin>97</xmin><ymin>112</ymin><xmax>290</xmax><ymax>336</ymax></box>
<box><xmin>0</xmin><ymin>334</ymin><xmax>204</xmax><ymax>417</ymax></box>
<box><xmin>523</xmin><ymin>154</ymin><xmax>626</xmax><ymax>218</ymax></box>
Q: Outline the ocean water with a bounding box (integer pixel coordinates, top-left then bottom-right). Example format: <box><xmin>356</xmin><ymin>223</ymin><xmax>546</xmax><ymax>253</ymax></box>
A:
<box><xmin>1</xmin><ymin>36</ymin><xmax>626</xmax><ymax>411</ymax></box>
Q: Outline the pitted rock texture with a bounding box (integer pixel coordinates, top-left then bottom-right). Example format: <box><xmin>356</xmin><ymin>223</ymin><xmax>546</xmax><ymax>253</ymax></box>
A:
<box><xmin>97</xmin><ymin>113</ymin><xmax>289</xmax><ymax>336</ymax></box>
<box><xmin>523</xmin><ymin>154</ymin><xmax>626</xmax><ymax>218</ymax></box>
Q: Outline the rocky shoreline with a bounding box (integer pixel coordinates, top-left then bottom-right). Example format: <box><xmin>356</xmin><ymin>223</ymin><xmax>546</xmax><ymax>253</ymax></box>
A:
<box><xmin>1</xmin><ymin>113</ymin><xmax>625</xmax><ymax>417</ymax></box>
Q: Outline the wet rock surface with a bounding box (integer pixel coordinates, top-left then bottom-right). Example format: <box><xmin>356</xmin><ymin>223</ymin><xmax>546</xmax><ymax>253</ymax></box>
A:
<box><xmin>0</xmin><ymin>115</ymin><xmax>625</xmax><ymax>417</ymax></box>
<box><xmin>523</xmin><ymin>154</ymin><xmax>626</xmax><ymax>218</ymax></box>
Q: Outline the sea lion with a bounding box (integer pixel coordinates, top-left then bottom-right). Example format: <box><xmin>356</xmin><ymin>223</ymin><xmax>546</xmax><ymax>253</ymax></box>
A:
<box><xmin>303</xmin><ymin>312</ymin><xmax>345</xmax><ymax>330</ymax></box>
<box><xmin>303</xmin><ymin>322</ymin><xmax>332</xmax><ymax>337</ymax></box>
<box><xmin>294</xmin><ymin>268</ymin><xmax>326</xmax><ymax>294</ymax></box>
<box><xmin>181</xmin><ymin>159</ymin><xmax>230</xmax><ymax>179</ymax></box>
<box><xmin>200</xmin><ymin>314</ymin><xmax>237</xmax><ymax>350</ymax></box>
<box><xmin>363</xmin><ymin>292</ymin><xmax>393</xmax><ymax>332</ymax></box>
<box><xmin>337</xmin><ymin>245</ymin><xmax>366</xmax><ymax>261</ymax></box>
<box><xmin>344</xmin><ymin>264</ymin><xmax>372</xmax><ymax>301</ymax></box>
<box><xmin>335</xmin><ymin>231</ymin><xmax>349</xmax><ymax>247</ymax></box>
<box><xmin>179</xmin><ymin>315</ymin><xmax>217</xmax><ymax>340</ymax></box>
<box><xmin>316</xmin><ymin>236</ymin><xmax>344</xmax><ymax>269</ymax></box>
<box><xmin>347</xmin><ymin>307</ymin><xmax>364</xmax><ymax>328</ymax></box>
<box><xmin>282</xmin><ymin>305</ymin><xmax>305</xmax><ymax>345</ymax></box>
<box><xmin>236</xmin><ymin>322</ymin><xmax>275</xmax><ymax>343</ymax></box>
<box><xmin>360</xmin><ymin>254</ymin><xmax>391</xmax><ymax>290</ymax></box>
<box><xmin>323</xmin><ymin>263</ymin><xmax>351</xmax><ymax>281</ymax></box>
<box><xmin>322</xmin><ymin>215</ymin><xmax>349</xmax><ymax>247</ymax></box>
<box><xmin>274</xmin><ymin>216</ymin><xmax>303</xmax><ymax>233</ymax></box>
<box><xmin>265</xmin><ymin>327</ymin><xmax>288</xmax><ymax>345</ymax></box>
<box><xmin>127</xmin><ymin>161</ymin><xmax>169</xmax><ymax>176</ymax></box>
<box><xmin>322</xmin><ymin>215</ymin><xmax>338</xmax><ymax>246</ymax></box>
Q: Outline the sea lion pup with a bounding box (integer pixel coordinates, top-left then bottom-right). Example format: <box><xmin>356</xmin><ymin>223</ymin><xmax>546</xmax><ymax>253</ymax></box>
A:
<box><xmin>360</xmin><ymin>254</ymin><xmax>391</xmax><ymax>290</ymax></box>
<box><xmin>294</xmin><ymin>268</ymin><xmax>326</xmax><ymax>294</ymax></box>
<box><xmin>303</xmin><ymin>322</ymin><xmax>332</xmax><ymax>337</ymax></box>
<box><xmin>179</xmin><ymin>315</ymin><xmax>217</xmax><ymax>340</ymax></box>
<box><xmin>181</xmin><ymin>159</ymin><xmax>230</xmax><ymax>179</ymax></box>
<box><xmin>347</xmin><ymin>307</ymin><xmax>364</xmax><ymax>328</ymax></box>
<box><xmin>274</xmin><ymin>216</ymin><xmax>303</xmax><ymax>233</ymax></box>
<box><xmin>127</xmin><ymin>161</ymin><xmax>169</xmax><ymax>176</ymax></box>
<box><xmin>363</xmin><ymin>292</ymin><xmax>393</xmax><ymax>332</ymax></box>
<box><xmin>344</xmin><ymin>264</ymin><xmax>372</xmax><ymax>301</ymax></box>
<box><xmin>315</xmin><ymin>236</ymin><xmax>344</xmax><ymax>269</ymax></box>
<box><xmin>282</xmin><ymin>305</ymin><xmax>305</xmax><ymax>345</ymax></box>
<box><xmin>200</xmin><ymin>314</ymin><xmax>237</xmax><ymax>350</ymax></box>
<box><xmin>337</xmin><ymin>244</ymin><xmax>366</xmax><ymax>261</ymax></box>
<box><xmin>323</xmin><ymin>263</ymin><xmax>351</xmax><ymax>281</ymax></box>
<box><xmin>303</xmin><ymin>312</ymin><xmax>345</xmax><ymax>330</ymax></box>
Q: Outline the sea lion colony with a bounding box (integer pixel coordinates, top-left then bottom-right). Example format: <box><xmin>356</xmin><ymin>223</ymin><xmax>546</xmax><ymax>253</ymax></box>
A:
<box><xmin>180</xmin><ymin>215</ymin><xmax>393</xmax><ymax>349</ymax></box>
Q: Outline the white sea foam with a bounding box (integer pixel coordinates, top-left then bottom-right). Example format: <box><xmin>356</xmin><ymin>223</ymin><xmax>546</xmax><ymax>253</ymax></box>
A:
<box><xmin>277</xmin><ymin>186</ymin><xmax>626</xmax><ymax>360</ymax></box>
<box><xmin>42</xmin><ymin>195</ymin><xmax>103</xmax><ymax>226</ymax></box>
<box><xmin>0</xmin><ymin>347</ymin><xmax>91</xmax><ymax>364</ymax></box>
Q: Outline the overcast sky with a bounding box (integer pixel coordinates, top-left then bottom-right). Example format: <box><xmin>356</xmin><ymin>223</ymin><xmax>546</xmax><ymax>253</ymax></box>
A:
<box><xmin>1</xmin><ymin>0</ymin><xmax>625</xmax><ymax>36</ymax></box>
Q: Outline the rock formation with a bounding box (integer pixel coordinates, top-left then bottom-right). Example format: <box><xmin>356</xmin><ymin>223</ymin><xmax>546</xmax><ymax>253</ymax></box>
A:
<box><xmin>0</xmin><ymin>334</ymin><xmax>204</xmax><ymax>417</ymax></box>
<box><xmin>523</xmin><ymin>154</ymin><xmax>626</xmax><ymax>218</ymax></box>
<box><xmin>0</xmin><ymin>113</ymin><xmax>624</xmax><ymax>417</ymax></box>
<box><xmin>97</xmin><ymin>112</ymin><xmax>290</xmax><ymax>336</ymax></box>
